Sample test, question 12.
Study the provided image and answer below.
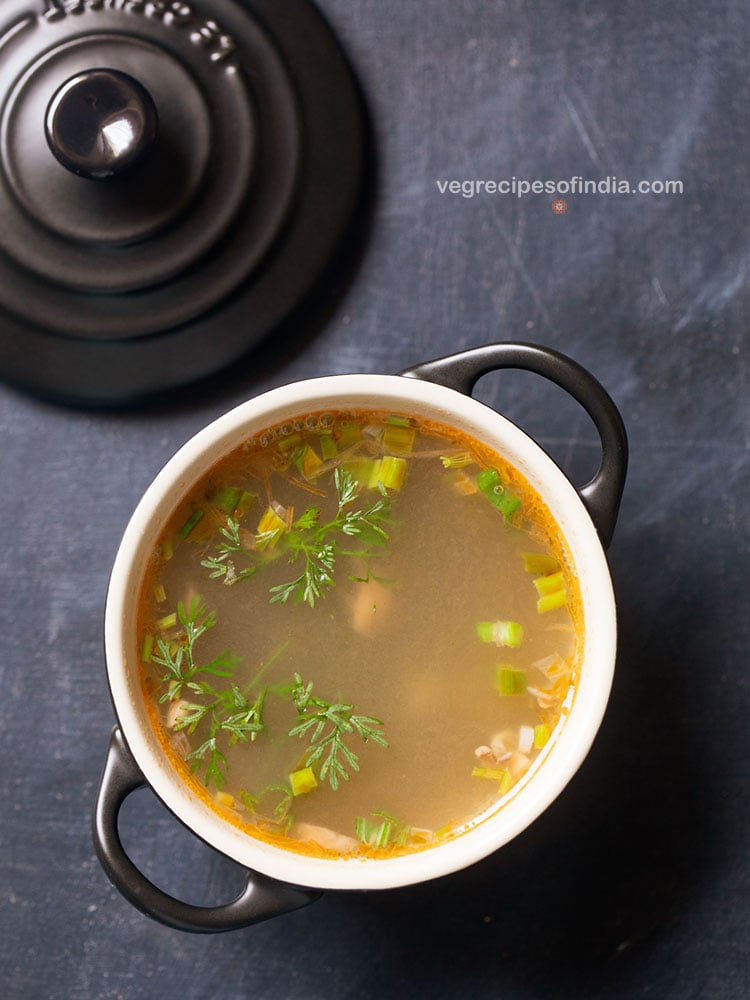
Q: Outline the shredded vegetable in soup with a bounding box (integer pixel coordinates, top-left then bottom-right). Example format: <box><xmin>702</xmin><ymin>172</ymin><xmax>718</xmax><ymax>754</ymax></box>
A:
<box><xmin>137</xmin><ymin>410</ymin><xmax>582</xmax><ymax>858</ymax></box>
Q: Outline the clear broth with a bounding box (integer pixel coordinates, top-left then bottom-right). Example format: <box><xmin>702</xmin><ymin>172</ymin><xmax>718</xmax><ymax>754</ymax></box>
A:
<box><xmin>138</xmin><ymin>410</ymin><xmax>582</xmax><ymax>858</ymax></box>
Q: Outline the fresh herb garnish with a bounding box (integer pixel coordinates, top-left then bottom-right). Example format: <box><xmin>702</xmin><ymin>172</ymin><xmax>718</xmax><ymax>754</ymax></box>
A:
<box><xmin>183</xmin><ymin>735</ymin><xmax>226</xmax><ymax>789</ymax></box>
<box><xmin>150</xmin><ymin>603</ymin><xmax>388</xmax><ymax>793</ymax></box>
<box><xmin>287</xmin><ymin>672</ymin><xmax>387</xmax><ymax>790</ymax></box>
<box><xmin>270</xmin><ymin>467</ymin><xmax>392</xmax><ymax>608</ymax></box>
<box><xmin>200</xmin><ymin>467</ymin><xmax>393</xmax><ymax>608</ymax></box>
<box><xmin>151</xmin><ymin>597</ymin><xmax>268</xmax><ymax>788</ymax></box>
<box><xmin>252</xmin><ymin>783</ymin><xmax>295</xmax><ymax>833</ymax></box>
<box><xmin>151</xmin><ymin>597</ymin><xmax>239</xmax><ymax>702</ymax></box>
<box><xmin>181</xmin><ymin>685</ymin><xmax>267</xmax><ymax>789</ymax></box>
<box><xmin>200</xmin><ymin>518</ymin><xmax>260</xmax><ymax>585</ymax></box>
<box><xmin>355</xmin><ymin>811</ymin><xmax>411</xmax><ymax>848</ymax></box>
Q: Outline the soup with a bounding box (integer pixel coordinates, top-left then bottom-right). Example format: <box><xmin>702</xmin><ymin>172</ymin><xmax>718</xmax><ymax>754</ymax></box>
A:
<box><xmin>137</xmin><ymin>410</ymin><xmax>582</xmax><ymax>858</ymax></box>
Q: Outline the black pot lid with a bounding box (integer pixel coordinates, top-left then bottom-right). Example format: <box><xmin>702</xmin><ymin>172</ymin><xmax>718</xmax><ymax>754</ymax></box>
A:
<box><xmin>0</xmin><ymin>0</ymin><xmax>365</xmax><ymax>404</ymax></box>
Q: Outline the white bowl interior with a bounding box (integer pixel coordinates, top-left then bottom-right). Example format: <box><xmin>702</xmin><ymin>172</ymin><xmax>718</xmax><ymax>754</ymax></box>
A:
<box><xmin>104</xmin><ymin>374</ymin><xmax>616</xmax><ymax>890</ymax></box>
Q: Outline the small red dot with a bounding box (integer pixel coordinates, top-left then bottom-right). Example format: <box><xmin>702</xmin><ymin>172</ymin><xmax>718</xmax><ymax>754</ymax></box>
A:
<box><xmin>551</xmin><ymin>199</ymin><xmax>568</xmax><ymax>215</ymax></box>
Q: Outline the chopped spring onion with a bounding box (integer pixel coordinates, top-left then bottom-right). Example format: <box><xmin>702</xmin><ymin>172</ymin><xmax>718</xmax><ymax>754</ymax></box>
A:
<box><xmin>495</xmin><ymin>666</ymin><xmax>527</xmax><ymax>695</ymax></box>
<box><xmin>534</xmin><ymin>723</ymin><xmax>550</xmax><ymax>749</ymax></box>
<box><xmin>386</xmin><ymin>414</ymin><xmax>411</xmax><ymax>427</ymax></box>
<box><xmin>440</xmin><ymin>452</ymin><xmax>473</xmax><ymax>468</ymax></box>
<box><xmin>277</xmin><ymin>433</ymin><xmax>302</xmax><ymax>454</ymax></box>
<box><xmin>294</xmin><ymin>444</ymin><xmax>323</xmax><ymax>480</ymax></box>
<box><xmin>289</xmin><ymin>767</ymin><xmax>318</xmax><ymax>796</ymax></box>
<box><xmin>383</xmin><ymin>423</ymin><xmax>415</xmax><ymax>454</ymax></box>
<box><xmin>141</xmin><ymin>634</ymin><xmax>154</xmax><ymax>663</ymax></box>
<box><xmin>211</xmin><ymin>486</ymin><xmax>242</xmax><ymax>514</ymax></box>
<box><xmin>162</xmin><ymin>539</ymin><xmax>173</xmax><ymax>561</ymax></box>
<box><xmin>522</xmin><ymin>552</ymin><xmax>560</xmax><ymax>575</ymax></box>
<box><xmin>533</xmin><ymin>571</ymin><xmax>565</xmax><ymax>596</ymax></box>
<box><xmin>363</xmin><ymin>817</ymin><xmax>387</xmax><ymax>847</ymax></box>
<box><xmin>367</xmin><ymin>459</ymin><xmax>382</xmax><ymax>489</ymax></box>
<box><xmin>355</xmin><ymin>815</ymin><xmax>391</xmax><ymax>848</ymax></box>
<box><xmin>495</xmin><ymin>490</ymin><xmax>521</xmax><ymax>518</ymax></box>
<box><xmin>353</xmin><ymin>816</ymin><xmax>369</xmax><ymax>842</ymax></box>
<box><xmin>476</xmin><ymin>468</ymin><xmax>500</xmax><ymax>492</ymax></box>
<box><xmin>475</xmin><ymin>621</ymin><xmax>495</xmax><ymax>643</ymax></box>
<box><xmin>319</xmin><ymin>432</ymin><xmax>337</xmax><ymax>460</ymax></box>
<box><xmin>472</xmin><ymin>767</ymin><xmax>514</xmax><ymax>794</ymax></box>
<box><xmin>375</xmin><ymin>455</ymin><xmax>407</xmax><ymax>491</ymax></box>
<box><xmin>476</xmin><ymin>620</ymin><xmax>524</xmax><ymax>647</ymax></box>
<box><xmin>256</xmin><ymin>505</ymin><xmax>288</xmax><ymax>550</ymax></box>
<box><xmin>336</xmin><ymin>420</ymin><xmax>361</xmax><ymax>446</ymax></box>
<box><xmin>487</xmin><ymin>487</ymin><xmax>521</xmax><ymax>519</ymax></box>
<box><xmin>537</xmin><ymin>589</ymin><xmax>567</xmax><ymax>614</ymax></box>
<box><xmin>153</xmin><ymin>582</ymin><xmax>166</xmax><ymax>604</ymax></box>
<box><xmin>476</xmin><ymin>468</ymin><xmax>522</xmax><ymax>520</ymax></box>
<box><xmin>179</xmin><ymin>509</ymin><xmax>204</xmax><ymax>538</ymax></box>
<box><xmin>236</xmin><ymin>490</ymin><xmax>256</xmax><ymax>518</ymax></box>
<box><xmin>355</xmin><ymin>812</ymin><xmax>410</xmax><ymax>848</ymax></box>
<box><xmin>343</xmin><ymin>457</ymin><xmax>376</xmax><ymax>486</ymax></box>
<box><xmin>157</xmin><ymin>612</ymin><xmax>177</xmax><ymax>632</ymax></box>
<box><xmin>472</xmin><ymin>766</ymin><xmax>506</xmax><ymax>781</ymax></box>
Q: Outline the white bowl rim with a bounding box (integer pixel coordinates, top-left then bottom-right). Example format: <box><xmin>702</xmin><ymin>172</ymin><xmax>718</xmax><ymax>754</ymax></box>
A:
<box><xmin>104</xmin><ymin>372</ymin><xmax>616</xmax><ymax>891</ymax></box>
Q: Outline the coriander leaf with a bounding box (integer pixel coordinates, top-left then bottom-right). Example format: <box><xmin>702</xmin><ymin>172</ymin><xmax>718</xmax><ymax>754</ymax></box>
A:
<box><xmin>186</xmin><ymin>733</ymin><xmax>228</xmax><ymax>790</ymax></box>
<box><xmin>287</xmin><ymin>676</ymin><xmax>387</xmax><ymax>790</ymax></box>
<box><xmin>270</xmin><ymin>473</ymin><xmax>392</xmax><ymax>609</ymax></box>
<box><xmin>151</xmin><ymin>597</ymin><xmax>236</xmax><ymax>698</ymax></box>
<box><xmin>173</xmin><ymin>702</ymin><xmax>211</xmax><ymax>734</ymax></box>
<box><xmin>294</xmin><ymin>507</ymin><xmax>320</xmax><ymax>531</ymax></box>
<box><xmin>335</xmin><ymin>466</ymin><xmax>358</xmax><ymax>507</ymax></box>
<box><xmin>149</xmin><ymin>599</ymin><xmax>277</xmax><ymax>789</ymax></box>
<box><xmin>199</xmin><ymin>463</ymin><xmax>395</xmax><ymax>608</ymax></box>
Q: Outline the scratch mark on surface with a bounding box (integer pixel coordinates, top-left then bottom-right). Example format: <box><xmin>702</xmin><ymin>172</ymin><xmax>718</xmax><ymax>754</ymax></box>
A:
<box><xmin>561</xmin><ymin>90</ymin><xmax>604</xmax><ymax>169</ymax></box>
<box><xmin>652</xmin><ymin>277</ymin><xmax>669</xmax><ymax>306</ymax></box>
<box><xmin>560</xmin><ymin>417</ymin><xmax>581</xmax><ymax>474</ymax></box>
<box><xmin>492</xmin><ymin>214</ymin><xmax>559</xmax><ymax>335</ymax></box>
<box><xmin>674</xmin><ymin>310</ymin><xmax>692</xmax><ymax>332</ymax></box>
<box><xmin>567</xmin><ymin>81</ymin><xmax>619</xmax><ymax>174</ymax></box>
<box><xmin>674</xmin><ymin>260</ymin><xmax>747</xmax><ymax>331</ymax></box>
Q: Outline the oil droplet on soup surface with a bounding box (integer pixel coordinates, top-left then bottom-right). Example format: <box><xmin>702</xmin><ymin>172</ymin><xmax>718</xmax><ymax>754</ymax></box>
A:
<box><xmin>137</xmin><ymin>411</ymin><xmax>581</xmax><ymax>858</ymax></box>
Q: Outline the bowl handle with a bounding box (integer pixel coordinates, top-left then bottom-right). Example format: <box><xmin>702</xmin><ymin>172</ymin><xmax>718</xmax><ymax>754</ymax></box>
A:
<box><xmin>400</xmin><ymin>342</ymin><xmax>628</xmax><ymax>548</ymax></box>
<box><xmin>92</xmin><ymin>727</ymin><xmax>321</xmax><ymax>933</ymax></box>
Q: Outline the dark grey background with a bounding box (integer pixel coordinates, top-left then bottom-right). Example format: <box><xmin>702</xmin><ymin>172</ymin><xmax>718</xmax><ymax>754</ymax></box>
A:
<box><xmin>1</xmin><ymin>0</ymin><xmax>748</xmax><ymax>998</ymax></box>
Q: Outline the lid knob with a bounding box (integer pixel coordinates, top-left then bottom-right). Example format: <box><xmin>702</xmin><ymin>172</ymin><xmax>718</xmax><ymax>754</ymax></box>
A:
<box><xmin>45</xmin><ymin>69</ymin><xmax>158</xmax><ymax>180</ymax></box>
